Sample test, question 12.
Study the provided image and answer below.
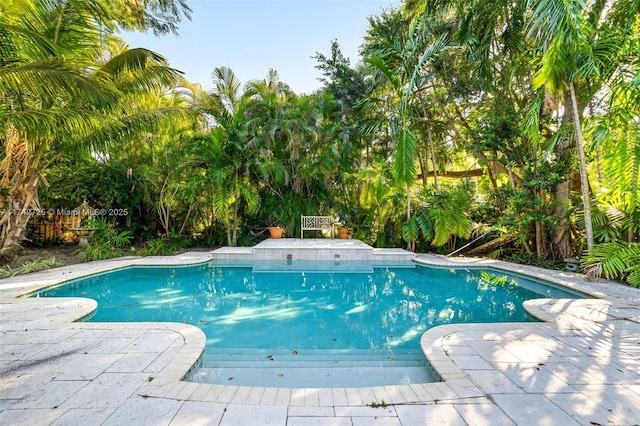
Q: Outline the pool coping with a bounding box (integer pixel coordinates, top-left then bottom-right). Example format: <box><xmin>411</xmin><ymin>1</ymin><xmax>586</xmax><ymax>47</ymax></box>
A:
<box><xmin>1</xmin><ymin>250</ymin><xmax>639</xmax><ymax>424</ymax></box>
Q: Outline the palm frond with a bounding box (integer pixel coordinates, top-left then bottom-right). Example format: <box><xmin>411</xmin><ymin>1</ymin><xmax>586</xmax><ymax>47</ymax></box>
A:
<box><xmin>402</xmin><ymin>216</ymin><xmax>420</xmax><ymax>242</ymax></box>
<box><xmin>0</xmin><ymin>23</ymin><xmax>58</xmax><ymax>61</ymax></box>
<box><xmin>2</xmin><ymin>108</ymin><xmax>121</xmax><ymax>143</ymax></box>
<box><xmin>365</xmin><ymin>55</ymin><xmax>400</xmax><ymax>90</ymax></box>
<box><xmin>0</xmin><ymin>60</ymin><xmax>113</xmax><ymax>106</ymax></box>
<box><xmin>583</xmin><ymin>241</ymin><xmax>640</xmax><ymax>287</ymax></box>
<box><xmin>392</xmin><ymin>127</ymin><xmax>418</xmax><ymax>186</ymax></box>
<box><xmin>526</xmin><ymin>0</ymin><xmax>585</xmax><ymax>44</ymax></box>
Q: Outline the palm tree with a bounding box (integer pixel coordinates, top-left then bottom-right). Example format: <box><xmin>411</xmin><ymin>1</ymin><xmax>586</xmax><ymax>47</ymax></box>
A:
<box><xmin>402</xmin><ymin>0</ymin><xmax>639</xmax><ymax>260</ymax></box>
<box><xmin>362</xmin><ymin>10</ymin><xmax>449</xmax><ymax>248</ymax></box>
<box><xmin>0</xmin><ymin>0</ymin><xmax>191</xmax><ymax>259</ymax></box>
<box><xmin>193</xmin><ymin>67</ymin><xmax>261</xmax><ymax>246</ymax></box>
<box><xmin>526</xmin><ymin>0</ymin><xmax>638</xmax><ymax>253</ymax></box>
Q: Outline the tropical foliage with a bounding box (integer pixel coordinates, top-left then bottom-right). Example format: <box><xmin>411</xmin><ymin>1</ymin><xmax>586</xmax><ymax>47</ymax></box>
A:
<box><xmin>0</xmin><ymin>0</ymin><xmax>191</xmax><ymax>259</ymax></box>
<box><xmin>1</xmin><ymin>1</ymin><xmax>638</xmax><ymax>287</ymax></box>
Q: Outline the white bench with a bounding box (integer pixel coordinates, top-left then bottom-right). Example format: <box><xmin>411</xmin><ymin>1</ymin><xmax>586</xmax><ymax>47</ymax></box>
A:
<box><xmin>301</xmin><ymin>215</ymin><xmax>334</xmax><ymax>239</ymax></box>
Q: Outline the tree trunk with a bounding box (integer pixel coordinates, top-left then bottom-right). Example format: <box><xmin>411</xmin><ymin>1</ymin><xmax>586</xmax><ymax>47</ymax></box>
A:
<box><xmin>427</xmin><ymin>126</ymin><xmax>438</xmax><ymax>189</ymax></box>
<box><xmin>0</xmin><ymin>126</ymin><xmax>41</xmax><ymax>260</ymax></box>
<box><xmin>552</xmin><ymin>91</ymin><xmax>575</xmax><ymax>259</ymax></box>
<box><xmin>569</xmin><ymin>82</ymin><xmax>594</xmax><ymax>251</ymax></box>
<box><xmin>466</xmin><ymin>234</ymin><xmax>518</xmax><ymax>256</ymax></box>
<box><xmin>157</xmin><ymin>180</ymin><xmax>171</xmax><ymax>236</ymax></box>
<box><xmin>533</xmin><ymin>144</ymin><xmax>544</xmax><ymax>260</ymax></box>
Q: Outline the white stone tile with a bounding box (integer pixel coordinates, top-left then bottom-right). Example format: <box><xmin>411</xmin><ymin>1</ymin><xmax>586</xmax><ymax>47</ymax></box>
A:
<box><xmin>50</xmin><ymin>408</ymin><xmax>115</xmax><ymax>426</ymax></box>
<box><xmin>304</xmin><ymin>388</ymin><xmax>321</xmax><ymax>406</ymax></box>
<box><xmin>287</xmin><ymin>406</ymin><xmax>334</xmax><ymax>417</ymax></box>
<box><xmin>545</xmin><ymin>361</ymin><xmax>607</xmax><ymax>385</ymax></box>
<box><xmin>230</xmin><ymin>386</ymin><xmax>251</xmax><ymax>404</ymax></box>
<box><xmin>0</xmin><ymin>407</ymin><xmax>68</xmax><ymax>426</ymax></box>
<box><xmin>492</xmin><ymin>394</ymin><xmax>581</xmax><ymax>425</ymax></box>
<box><xmin>472</xmin><ymin>341</ymin><xmax>522</xmax><ymax>363</ymax></box>
<box><xmin>0</xmin><ymin>373</ymin><xmax>56</xmax><ymax>399</ymax></box>
<box><xmin>273</xmin><ymin>387</ymin><xmax>292</xmax><ymax>406</ymax></box>
<box><xmin>0</xmin><ymin>344</ymin><xmax>40</xmax><ymax>364</ymax></box>
<box><xmin>454</xmin><ymin>403</ymin><xmax>516</xmax><ymax>426</ymax></box>
<box><xmin>396</xmin><ymin>385</ymin><xmax>421</xmax><ymax>402</ymax></box>
<box><xmin>351</xmin><ymin>417</ymin><xmax>402</xmax><ymax>426</ymax></box>
<box><xmin>59</xmin><ymin>372</ymin><xmax>149</xmax><ymax>409</ymax></box>
<box><xmin>185</xmin><ymin>383</ymin><xmax>210</xmax><ymax>401</ymax></box>
<box><xmin>170</xmin><ymin>401</ymin><xmax>226</xmax><ymax>425</ymax></box>
<box><xmin>244</xmin><ymin>386</ymin><xmax>266</xmax><ymax>405</ymax></box>
<box><xmin>420</xmin><ymin>383</ymin><xmax>449</xmax><ymax>401</ymax></box>
<box><xmin>217</xmin><ymin>385</ymin><xmax>239</xmax><ymax>403</ymax></box>
<box><xmin>86</xmin><ymin>337</ymin><xmax>138</xmax><ymax>353</ymax></box>
<box><xmin>290</xmin><ymin>388</ymin><xmax>307</xmax><ymax>406</ymax></box>
<box><xmin>382</xmin><ymin>386</ymin><xmax>407</xmax><ymax>404</ymax></box>
<box><xmin>452</xmin><ymin>355</ymin><xmax>493</xmax><ymax>370</ymax></box>
<box><xmin>546</xmin><ymin>392</ymin><xmax>626</xmax><ymax>425</ymax></box>
<box><xmin>317</xmin><ymin>388</ymin><xmax>334</xmax><ymax>407</ymax></box>
<box><xmin>145</xmin><ymin>346</ymin><xmax>182</xmax><ymax>373</ymax></box>
<box><xmin>426</xmin><ymin>382</ymin><xmax>457</xmax><ymax>401</ymax></box>
<box><xmin>174</xmin><ymin>382</ymin><xmax>201</xmax><ymax>400</ymax></box>
<box><xmin>407</xmin><ymin>383</ymin><xmax>435</xmax><ymax>401</ymax></box>
<box><xmin>395</xmin><ymin>403</ymin><xmax>466</xmax><ymax>426</ymax></box>
<box><xmin>603</xmin><ymin>360</ymin><xmax>640</xmax><ymax>384</ymax></box>
<box><xmin>334</xmin><ymin>406</ymin><xmax>396</xmax><ymax>417</ymax></box>
<box><xmin>219</xmin><ymin>404</ymin><xmax>287</xmax><ymax>425</ymax></box>
<box><xmin>106</xmin><ymin>351</ymin><xmax>160</xmax><ymax>373</ymax></box>
<box><xmin>443</xmin><ymin>345</ymin><xmax>477</xmax><ymax>355</ymax></box>
<box><xmin>357</xmin><ymin>387</ymin><xmax>377</xmax><ymax>405</ymax></box>
<box><xmin>148</xmin><ymin>381</ymin><xmax>183</xmax><ymax>399</ymax></box>
<box><xmin>55</xmin><ymin>353</ymin><xmax>125</xmax><ymax>380</ymax></box>
<box><xmin>446</xmin><ymin>382</ymin><xmax>485</xmax><ymax>399</ymax></box>
<box><xmin>24</xmin><ymin>339</ymin><xmax>103</xmax><ymax>362</ymax></box>
<box><xmin>330</xmin><ymin>388</ymin><xmax>349</xmax><ymax>406</ymax></box>
<box><xmin>11</xmin><ymin>379</ymin><xmax>88</xmax><ymax>409</ymax></box>
<box><xmin>345</xmin><ymin>388</ymin><xmax>364</xmax><ymax>406</ymax></box>
<box><xmin>202</xmin><ymin>384</ymin><xmax>225</xmax><ymax>402</ymax></box>
<box><xmin>123</xmin><ymin>332</ymin><xmax>180</xmax><ymax>353</ymax></box>
<box><xmin>502</xmin><ymin>341</ymin><xmax>553</xmax><ymax>363</ymax></box>
<box><xmin>497</xmin><ymin>362</ymin><xmax>575</xmax><ymax>394</ymax></box>
<box><xmin>259</xmin><ymin>387</ymin><xmax>278</xmax><ymax>405</ymax></box>
<box><xmin>102</xmin><ymin>396</ymin><xmax>182</xmax><ymax>426</ymax></box>
<box><xmin>464</xmin><ymin>370</ymin><xmax>523</xmax><ymax>394</ymax></box>
<box><xmin>577</xmin><ymin>384</ymin><xmax>640</xmax><ymax>422</ymax></box>
<box><xmin>286</xmin><ymin>417</ymin><xmax>351</xmax><ymax>426</ymax></box>
<box><xmin>624</xmin><ymin>383</ymin><xmax>640</xmax><ymax>396</ymax></box>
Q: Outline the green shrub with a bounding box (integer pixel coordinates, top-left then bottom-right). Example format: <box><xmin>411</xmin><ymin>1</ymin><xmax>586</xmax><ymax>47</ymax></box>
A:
<box><xmin>80</xmin><ymin>217</ymin><xmax>133</xmax><ymax>261</ymax></box>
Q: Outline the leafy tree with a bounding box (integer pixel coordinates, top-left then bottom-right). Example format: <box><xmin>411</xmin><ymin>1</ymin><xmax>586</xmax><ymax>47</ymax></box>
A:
<box><xmin>0</xmin><ymin>0</ymin><xmax>191</xmax><ymax>260</ymax></box>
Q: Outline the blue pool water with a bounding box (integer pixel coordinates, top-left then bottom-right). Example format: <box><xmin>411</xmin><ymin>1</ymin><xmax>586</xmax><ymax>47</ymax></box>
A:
<box><xmin>34</xmin><ymin>260</ymin><xmax>585</xmax><ymax>387</ymax></box>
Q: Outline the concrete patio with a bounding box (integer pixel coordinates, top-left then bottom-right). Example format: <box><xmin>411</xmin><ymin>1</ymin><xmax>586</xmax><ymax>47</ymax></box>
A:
<box><xmin>1</xmin><ymin>242</ymin><xmax>639</xmax><ymax>425</ymax></box>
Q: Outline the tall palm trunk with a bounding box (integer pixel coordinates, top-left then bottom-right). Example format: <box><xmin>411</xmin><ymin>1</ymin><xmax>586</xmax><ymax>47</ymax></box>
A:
<box><xmin>569</xmin><ymin>82</ymin><xmax>594</xmax><ymax>251</ymax></box>
<box><xmin>427</xmin><ymin>125</ymin><xmax>438</xmax><ymax>189</ymax></box>
<box><xmin>533</xmin><ymin>144</ymin><xmax>544</xmax><ymax>260</ymax></box>
<box><xmin>0</xmin><ymin>126</ymin><xmax>41</xmax><ymax>260</ymax></box>
<box><xmin>552</xmin><ymin>91</ymin><xmax>575</xmax><ymax>259</ymax></box>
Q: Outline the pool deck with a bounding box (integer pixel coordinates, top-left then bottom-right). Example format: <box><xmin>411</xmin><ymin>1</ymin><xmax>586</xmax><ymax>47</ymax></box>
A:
<box><xmin>1</xmin><ymin>240</ymin><xmax>639</xmax><ymax>425</ymax></box>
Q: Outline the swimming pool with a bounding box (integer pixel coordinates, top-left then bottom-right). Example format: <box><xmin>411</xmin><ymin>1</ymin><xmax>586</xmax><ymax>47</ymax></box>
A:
<box><xmin>33</xmin><ymin>260</ymin><xmax>586</xmax><ymax>387</ymax></box>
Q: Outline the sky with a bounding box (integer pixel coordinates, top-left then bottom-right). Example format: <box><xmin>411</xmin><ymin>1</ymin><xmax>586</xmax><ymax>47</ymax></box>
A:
<box><xmin>120</xmin><ymin>0</ymin><xmax>401</xmax><ymax>94</ymax></box>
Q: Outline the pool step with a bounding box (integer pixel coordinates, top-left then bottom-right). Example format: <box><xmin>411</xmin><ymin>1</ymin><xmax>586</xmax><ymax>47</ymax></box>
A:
<box><xmin>188</xmin><ymin>365</ymin><xmax>437</xmax><ymax>388</ymax></box>
<box><xmin>199</xmin><ymin>348</ymin><xmax>426</xmax><ymax>368</ymax></box>
<box><xmin>188</xmin><ymin>348</ymin><xmax>438</xmax><ymax>388</ymax></box>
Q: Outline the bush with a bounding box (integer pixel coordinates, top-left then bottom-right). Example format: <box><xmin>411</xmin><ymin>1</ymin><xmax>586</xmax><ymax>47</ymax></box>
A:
<box><xmin>80</xmin><ymin>217</ymin><xmax>133</xmax><ymax>261</ymax></box>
